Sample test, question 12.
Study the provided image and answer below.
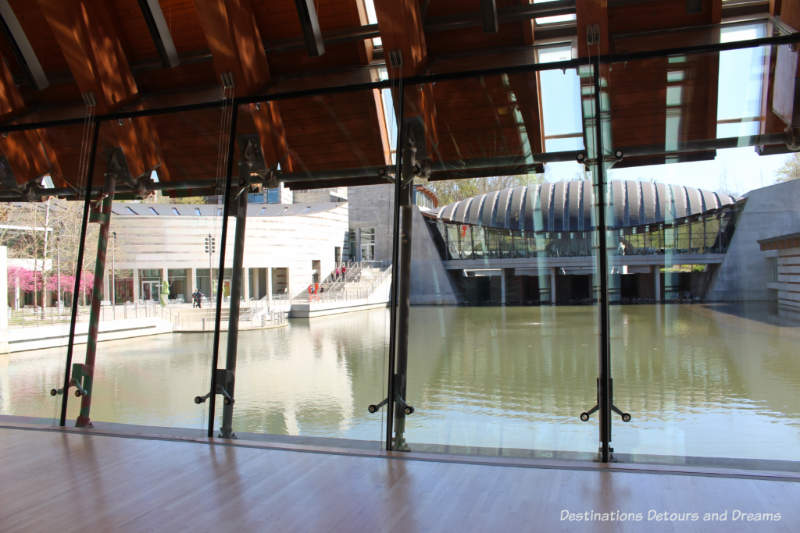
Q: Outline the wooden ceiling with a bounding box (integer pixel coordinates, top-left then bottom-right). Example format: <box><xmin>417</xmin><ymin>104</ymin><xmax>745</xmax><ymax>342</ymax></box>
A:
<box><xmin>0</xmin><ymin>0</ymin><xmax>795</xmax><ymax>194</ymax></box>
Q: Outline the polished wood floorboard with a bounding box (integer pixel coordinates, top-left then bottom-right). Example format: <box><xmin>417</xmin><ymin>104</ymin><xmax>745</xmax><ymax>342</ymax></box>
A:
<box><xmin>1</xmin><ymin>427</ymin><xmax>798</xmax><ymax>532</ymax></box>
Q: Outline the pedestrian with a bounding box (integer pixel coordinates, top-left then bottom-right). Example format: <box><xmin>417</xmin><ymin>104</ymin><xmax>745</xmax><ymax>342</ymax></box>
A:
<box><xmin>192</xmin><ymin>289</ymin><xmax>202</xmax><ymax>308</ymax></box>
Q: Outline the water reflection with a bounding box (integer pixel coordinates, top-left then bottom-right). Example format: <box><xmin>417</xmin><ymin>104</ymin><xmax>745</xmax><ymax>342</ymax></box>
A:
<box><xmin>1</xmin><ymin>305</ymin><xmax>798</xmax><ymax>461</ymax></box>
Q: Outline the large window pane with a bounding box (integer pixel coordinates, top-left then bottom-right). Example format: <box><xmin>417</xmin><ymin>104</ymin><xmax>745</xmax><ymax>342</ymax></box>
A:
<box><xmin>399</xmin><ymin>66</ymin><xmax>599</xmax><ymax>458</ymax></box>
<box><xmin>603</xmin><ymin>42</ymin><xmax>800</xmax><ymax>469</ymax></box>
<box><xmin>62</xmin><ymin>106</ymin><xmax>230</xmax><ymax>431</ymax></box>
<box><xmin>225</xmin><ymin>89</ymin><xmax>392</xmax><ymax>448</ymax></box>
<box><xmin>0</xmin><ymin>122</ymin><xmax>96</xmax><ymax>426</ymax></box>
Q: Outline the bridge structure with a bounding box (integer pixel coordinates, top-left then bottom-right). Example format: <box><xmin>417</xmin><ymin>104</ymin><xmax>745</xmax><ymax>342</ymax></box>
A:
<box><xmin>427</xmin><ymin>179</ymin><xmax>740</xmax><ymax>304</ymax></box>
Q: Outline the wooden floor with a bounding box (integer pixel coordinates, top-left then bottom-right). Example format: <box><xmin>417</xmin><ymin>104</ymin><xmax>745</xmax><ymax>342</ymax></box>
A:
<box><xmin>1</xmin><ymin>427</ymin><xmax>799</xmax><ymax>532</ymax></box>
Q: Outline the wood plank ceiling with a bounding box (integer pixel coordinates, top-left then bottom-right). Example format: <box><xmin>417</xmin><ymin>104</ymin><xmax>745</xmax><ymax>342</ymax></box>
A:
<box><xmin>0</xmin><ymin>0</ymin><xmax>793</xmax><ymax>193</ymax></box>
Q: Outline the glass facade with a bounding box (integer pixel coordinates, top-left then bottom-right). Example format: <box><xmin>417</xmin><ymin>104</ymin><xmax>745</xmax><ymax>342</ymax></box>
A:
<box><xmin>1</xmin><ymin>25</ymin><xmax>799</xmax><ymax>472</ymax></box>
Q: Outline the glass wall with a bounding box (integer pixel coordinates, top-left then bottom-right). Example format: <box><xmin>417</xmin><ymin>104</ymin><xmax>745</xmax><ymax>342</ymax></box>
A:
<box><xmin>222</xmin><ymin>91</ymin><xmax>392</xmax><ymax>448</ymax></box>
<box><xmin>399</xmin><ymin>64</ymin><xmax>601</xmax><ymax>458</ymax></box>
<box><xmin>603</xmin><ymin>39</ymin><xmax>800</xmax><ymax>467</ymax></box>
<box><xmin>1</xmin><ymin>25</ymin><xmax>798</xmax><ymax>472</ymax></box>
<box><xmin>62</xmin><ymin>106</ymin><xmax>230</xmax><ymax>431</ymax></box>
<box><xmin>0</xmin><ymin>122</ymin><xmax>96</xmax><ymax>426</ymax></box>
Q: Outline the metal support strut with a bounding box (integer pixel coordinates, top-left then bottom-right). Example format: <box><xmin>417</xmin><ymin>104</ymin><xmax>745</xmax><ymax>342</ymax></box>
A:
<box><xmin>368</xmin><ymin>126</ymin><xmax>421</xmax><ymax>451</ymax></box>
<box><xmin>64</xmin><ymin>150</ymin><xmax>117</xmax><ymax>428</ymax></box>
<box><xmin>194</xmin><ymin>135</ymin><xmax>262</xmax><ymax>438</ymax></box>
<box><xmin>195</xmin><ymin>369</ymin><xmax>235</xmax><ymax>406</ymax></box>
<box><xmin>580</xmin><ymin>378</ymin><xmax>631</xmax><ymax>428</ymax></box>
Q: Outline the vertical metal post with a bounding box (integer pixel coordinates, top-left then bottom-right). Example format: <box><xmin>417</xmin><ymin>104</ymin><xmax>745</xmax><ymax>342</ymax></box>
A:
<box><xmin>207</xmin><ymin>104</ymin><xmax>239</xmax><ymax>438</ymax></box>
<box><xmin>592</xmin><ymin>56</ymin><xmax>612</xmax><ymax>462</ymax></box>
<box><xmin>208</xmin><ymin>233</ymin><xmax>214</xmax><ymax>304</ymax></box>
<box><xmin>220</xmin><ymin>174</ymin><xmax>248</xmax><ymax>439</ymax></box>
<box><xmin>56</xmin><ymin>237</ymin><xmax>61</xmax><ymax>312</ymax></box>
<box><xmin>75</xmin><ymin>172</ymin><xmax>115</xmax><ymax>427</ymax></box>
<box><xmin>385</xmin><ymin>76</ymin><xmax>405</xmax><ymax>451</ymax></box>
<box><xmin>59</xmin><ymin>121</ymin><xmax>99</xmax><ymax>427</ymax></box>
<box><xmin>111</xmin><ymin>231</ymin><xmax>116</xmax><ymax>319</ymax></box>
<box><xmin>393</xmin><ymin>179</ymin><xmax>413</xmax><ymax>450</ymax></box>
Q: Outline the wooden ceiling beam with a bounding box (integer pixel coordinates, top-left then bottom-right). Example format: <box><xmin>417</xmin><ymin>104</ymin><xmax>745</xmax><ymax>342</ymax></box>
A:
<box><xmin>575</xmin><ymin>0</ymin><xmax>609</xmax><ymax>57</ymax></box>
<box><xmin>0</xmin><ymin>53</ymin><xmax>23</xmax><ymax>117</ymax></box>
<box><xmin>37</xmin><ymin>0</ymin><xmax>170</xmax><ymax>183</ymax></box>
<box><xmin>373</xmin><ymin>0</ymin><xmax>440</xmax><ymax>159</ymax></box>
<box><xmin>0</xmin><ymin>52</ymin><xmax>67</xmax><ymax>187</ymax></box>
<box><xmin>193</xmin><ymin>0</ymin><xmax>289</xmax><ymax>170</ymax></box>
<box><xmin>192</xmin><ymin>0</ymin><xmax>270</xmax><ymax>95</ymax></box>
<box><xmin>373</xmin><ymin>0</ymin><xmax>427</xmax><ymax>77</ymax></box>
<box><xmin>0</xmin><ymin>128</ymin><xmax>64</xmax><ymax>187</ymax></box>
<box><xmin>247</xmin><ymin>101</ymin><xmax>293</xmax><ymax>172</ymax></box>
<box><xmin>37</xmin><ymin>0</ymin><xmax>137</xmax><ymax>111</ymax></box>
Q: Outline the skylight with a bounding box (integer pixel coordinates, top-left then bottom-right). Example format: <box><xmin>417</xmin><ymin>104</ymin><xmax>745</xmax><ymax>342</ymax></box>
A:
<box><xmin>536</xmin><ymin>45</ymin><xmax>584</xmax><ymax>152</ymax></box>
<box><xmin>363</xmin><ymin>0</ymin><xmax>381</xmax><ymax>47</ymax></box>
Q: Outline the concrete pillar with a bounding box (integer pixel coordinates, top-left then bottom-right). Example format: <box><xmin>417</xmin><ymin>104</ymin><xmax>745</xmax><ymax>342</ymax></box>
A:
<box><xmin>185</xmin><ymin>269</ymin><xmax>192</xmax><ymax>301</ymax></box>
<box><xmin>653</xmin><ymin>265</ymin><xmax>661</xmax><ymax>302</ymax></box>
<box><xmin>243</xmin><ymin>267</ymin><xmax>250</xmax><ymax>301</ymax></box>
<box><xmin>103</xmin><ymin>268</ymin><xmax>111</xmax><ymax>302</ymax></box>
<box><xmin>500</xmin><ymin>269</ymin><xmax>507</xmax><ymax>305</ymax></box>
<box><xmin>266</xmin><ymin>267</ymin><xmax>272</xmax><ymax>302</ymax></box>
<box><xmin>252</xmin><ymin>268</ymin><xmax>260</xmax><ymax>299</ymax></box>
<box><xmin>1</xmin><ymin>246</ymin><xmax>8</xmax><ymax>353</ymax></box>
<box><xmin>133</xmin><ymin>268</ymin><xmax>140</xmax><ymax>301</ymax></box>
<box><xmin>189</xmin><ymin>267</ymin><xmax>197</xmax><ymax>294</ymax></box>
<box><xmin>550</xmin><ymin>267</ymin><xmax>557</xmax><ymax>305</ymax></box>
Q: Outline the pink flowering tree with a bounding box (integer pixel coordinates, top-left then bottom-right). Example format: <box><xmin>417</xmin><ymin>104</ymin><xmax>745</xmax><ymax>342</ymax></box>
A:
<box><xmin>7</xmin><ymin>266</ymin><xmax>32</xmax><ymax>291</ymax></box>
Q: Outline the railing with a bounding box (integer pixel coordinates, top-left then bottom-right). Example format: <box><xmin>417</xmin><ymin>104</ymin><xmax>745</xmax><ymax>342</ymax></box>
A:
<box><xmin>296</xmin><ymin>262</ymin><xmax>391</xmax><ymax>304</ymax></box>
<box><xmin>8</xmin><ymin>299</ymin><xmax>172</xmax><ymax>327</ymax></box>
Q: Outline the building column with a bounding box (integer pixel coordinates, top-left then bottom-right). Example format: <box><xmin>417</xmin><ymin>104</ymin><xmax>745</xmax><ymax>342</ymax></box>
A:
<box><xmin>550</xmin><ymin>267</ymin><xmax>557</xmax><ymax>305</ymax></box>
<box><xmin>243</xmin><ymin>267</ymin><xmax>250</xmax><ymax>301</ymax></box>
<box><xmin>189</xmin><ymin>267</ymin><xmax>197</xmax><ymax>293</ymax></box>
<box><xmin>653</xmin><ymin>265</ymin><xmax>661</xmax><ymax>302</ymax></box>
<box><xmin>133</xmin><ymin>268</ymin><xmax>140</xmax><ymax>302</ymax></box>
<box><xmin>252</xmin><ymin>268</ymin><xmax>260</xmax><ymax>299</ymax></box>
<box><xmin>500</xmin><ymin>269</ymin><xmax>507</xmax><ymax>305</ymax></box>
<box><xmin>184</xmin><ymin>269</ymin><xmax>192</xmax><ymax>301</ymax></box>
<box><xmin>266</xmin><ymin>267</ymin><xmax>272</xmax><ymax>302</ymax></box>
<box><xmin>1</xmin><ymin>246</ymin><xmax>8</xmax><ymax>352</ymax></box>
<box><xmin>103</xmin><ymin>268</ymin><xmax>111</xmax><ymax>302</ymax></box>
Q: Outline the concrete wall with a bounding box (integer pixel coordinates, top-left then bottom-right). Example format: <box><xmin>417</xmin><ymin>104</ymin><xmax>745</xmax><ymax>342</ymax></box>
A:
<box><xmin>708</xmin><ymin>180</ymin><xmax>800</xmax><ymax>301</ymax></box>
<box><xmin>293</xmin><ymin>187</ymin><xmax>347</xmax><ymax>204</ymax></box>
<box><xmin>409</xmin><ymin>208</ymin><xmax>458</xmax><ymax>305</ymax></box>
<box><xmin>771</xmin><ymin>246</ymin><xmax>800</xmax><ymax>317</ymax></box>
<box><xmin>110</xmin><ymin>203</ymin><xmax>348</xmax><ymax>301</ymax></box>
<box><xmin>1</xmin><ymin>246</ymin><xmax>7</xmax><ymax>353</ymax></box>
<box><xmin>347</xmin><ymin>184</ymin><xmax>394</xmax><ymax>262</ymax></box>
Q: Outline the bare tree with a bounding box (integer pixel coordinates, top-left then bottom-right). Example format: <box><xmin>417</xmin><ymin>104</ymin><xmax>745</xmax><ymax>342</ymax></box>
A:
<box><xmin>776</xmin><ymin>153</ymin><xmax>800</xmax><ymax>183</ymax></box>
<box><xmin>426</xmin><ymin>174</ymin><xmax>545</xmax><ymax>205</ymax></box>
<box><xmin>2</xmin><ymin>199</ymin><xmax>99</xmax><ymax>311</ymax></box>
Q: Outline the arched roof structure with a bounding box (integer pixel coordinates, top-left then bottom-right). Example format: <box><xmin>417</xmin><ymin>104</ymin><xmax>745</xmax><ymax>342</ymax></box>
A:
<box><xmin>436</xmin><ymin>180</ymin><xmax>737</xmax><ymax>233</ymax></box>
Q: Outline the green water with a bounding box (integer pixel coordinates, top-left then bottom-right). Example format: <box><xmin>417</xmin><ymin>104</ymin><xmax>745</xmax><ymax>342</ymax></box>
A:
<box><xmin>2</xmin><ymin>304</ymin><xmax>798</xmax><ymax>462</ymax></box>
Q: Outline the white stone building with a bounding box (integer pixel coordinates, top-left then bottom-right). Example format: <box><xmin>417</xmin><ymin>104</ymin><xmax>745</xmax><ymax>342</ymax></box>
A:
<box><xmin>107</xmin><ymin>201</ymin><xmax>349</xmax><ymax>303</ymax></box>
